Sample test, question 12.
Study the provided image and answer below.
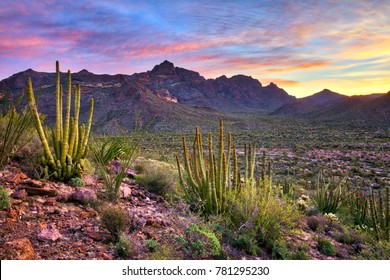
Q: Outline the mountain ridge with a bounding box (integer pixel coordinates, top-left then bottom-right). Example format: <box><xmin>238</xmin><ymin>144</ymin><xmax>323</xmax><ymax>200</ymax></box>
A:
<box><xmin>0</xmin><ymin>61</ymin><xmax>389</xmax><ymax>131</ymax></box>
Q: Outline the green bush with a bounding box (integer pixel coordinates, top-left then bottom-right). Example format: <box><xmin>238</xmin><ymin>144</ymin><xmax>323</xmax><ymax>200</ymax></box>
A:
<box><xmin>69</xmin><ymin>177</ymin><xmax>85</xmax><ymax>187</ymax></box>
<box><xmin>100</xmin><ymin>206</ymin><xmax>130</xmax><ymax>239</ymax></box>
<box><xmin>146</xmin><ymin>239</ymin><xmax>160</xmax><ymax>252</ymax></box>
<box><xmin>0</xmin><ymin>186</ymin><xmax>11</xmax><ymax>210</ymax></box>
<box><xmin>178</xmin><ymin>224</ymin><xmax>222</xmax><ymax>259</ymax></box>
<box><xmin>271</xmin><ymin>242</ymin><xmax>292</xmax><ymax>260</ymax></box>
<box><xmin>231</xmin><ymin>233</ymin><xmax>260</xmax><ymax>256</ymax></box>
<box><xmin>228</xmin><ymin>185</ymin><xmax>300</xmax><ymax>244</ymax></box>
<box><xmin>116</xmin><ymin>234</ymin><xmax>134</xmax><ymax>258</ymax></box>
<box><xmin>307</xmin><ymin>216</ymin><xmax>322</xmax><ymax>232</ymax></box>
<box><xmin>294</xmin><ymin>249</ymin><xmax>310</xmax><ymax>260</ymax></box>
<box><xmin>147</xmin><ymin>244</ymin><xmax>181</xmax><ymax>260</ymax></box>
<box><xmin>317</xmin><ymin>237</ymin><xmax>336</xmax><ymax>256</ymax></box>
<box><xmin>136</xmin><ymin>159</ymin><xmax>176</xmax><ymax>197</ymax></box>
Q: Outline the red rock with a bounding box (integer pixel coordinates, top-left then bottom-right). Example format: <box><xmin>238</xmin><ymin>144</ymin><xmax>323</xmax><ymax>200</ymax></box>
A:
<box><xmin>11</xmin><ymin>189</ymin><xmax>28</xmax><ymax>200</ymax></box>
<box><xmin>2</xmin><ymin>238</ymin><xmax>35</xmax><ymax>260</ymax></box>
<box><xmin>43</xmin><ymin>198</ymin><xmax>56</xmax><ymax>206</ymax></box>
<box><xmin>38</xmin><ymin>224</ymin><xmax>62</xmax><ymax>241</ymax></box>
<box><xmin>72</xmin><ymin>188</ymin><xmax>97</xmax><ymax>203</ymax></box>
<box><xmin>80</xmin><ymin>211</ymin><xmax>95</xmax><ymax>219</ymax></box>
<box><xmin>101</xmin><ymin>253</ymin><xmax>113</xmax><ymax>260</ymax></box>
<box><xmin>120</xmin><ymin>184</ymin><xmax>132</xmax><ymax>199</ymax></box>
<box><xmin>87</xmin><ymin>232</ymin><xmax>111</xmax><ymax>242</ymax></box>
<box><xmin>8</xmin><ymin>172</ymin><xmax>28</xmax><ymax>184</ymax></box>
<box><xmin>20</xmin><ymin>186</ymin><xmax>57</xmax><ymax>197</ymax></box>
<box><xmin>27</xmin><ymin>179</ymin><xmax>45</xmax><ymax>188</ymax></box>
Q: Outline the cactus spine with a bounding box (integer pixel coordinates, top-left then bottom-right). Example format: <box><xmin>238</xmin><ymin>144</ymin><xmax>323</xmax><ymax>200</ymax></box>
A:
<box><xmin>26</xmin><ymin>61</ymin><xmax>94</xmax><ymax>181</ymax></box>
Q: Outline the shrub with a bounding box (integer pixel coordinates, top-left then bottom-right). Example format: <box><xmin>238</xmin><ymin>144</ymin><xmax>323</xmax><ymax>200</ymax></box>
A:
<box><xmin>0</xmin><ymin>104</ymin><xmax>35</xmax><ymax>169</ymax></box>
<box><xmin>147</xmin><ymin>244</ymin><xmax>180</xmax><ymax>260</ymax></box>
<box><xmin>307</xmin><ymin>216</ymin><xmax>322</xmax><ymax>232</ymax></box>
<box><xmin>116</xmin><ymin>234</ymin><xmax>134</xmax><ymax>258</ymax></box>
<box><xmin>271</xmin><ymin>242</ymin><xmax>292</xmax><ymax>260</ymax></box>
<box><xmin>136</xmin><ymin>159</ymin><xmax>176</xmax><ymax>197</ymax></box>
<box><xmin>146</xmin><ymin>239</ymin><xmax>160</xmax><ymax>252</ymax></box>
<box><xmin>231</xmin><ymin>233</ymin><xmax>260</xmax><ymax>256</ymax></box>
<box><xmin>179</xmin><ymin>224</ymin><xmax>222</xmax><ymax>259</ymax></box>
<box><xmin>317</xmin><ymin>237</ymin><xmax>336</xmax><ymax>256</ymax></box>
<box><xmin>294</xmin><ymin>249</ymin><xmax>310</xmax><ymax>260</ymax></box>
<box><xmin>228</xmin><ymin>185</ymin><xmax>300</xmax><ymax>244</ymax></box>
<box><xmin>69</xmin><ymin>177</ymin><xmax>85</xmax><ymax>187</ymax></box>
<box><xmin>0</xmin><ymin>186</ymin><xmax>11</xmax><ymax>210</ymax></box>
<box><xmin>100</xmin><ymin>206</ymin><xmax>129</xmax><ymax>239</ymax></box>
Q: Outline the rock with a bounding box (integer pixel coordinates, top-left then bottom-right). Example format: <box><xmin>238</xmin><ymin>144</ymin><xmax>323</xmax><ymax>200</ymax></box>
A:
<box><xmin>120</xmin><ymin>184</ymin><xmax>132</xmax><ymax>199</ymax></box>
<box><xmin>87</xmin><ymin>232</ymin><xmax>111</xmax><ymax>242</ymax></box>
<box><xmin>38</xmin><ymin>224</ymin><xmax>62</xmax><ymax>241</ymax></box>
<box><xmin>126</xmin><ymin>169</ymin><xmax>137</xmax><ymax>179</ymax></box>
<box><xmin>27</xmin><ymin>179</ymin><xmax>45</xmax><ymax>188</ymax></box>
<box><xmin>19</xmin><ymin>186</ymin><xmax>57</xmax><ymax>197</ymax></box>
<box><xmin>83</xmin><ymin>175</ymin><xmax>96</xmax><ymax>186</ymax></box>
<box><xmin>11</xmin><ymin>189</ymin><xmax>28</xmax><ymax>200</ymax></box>
<box><xmin>7</xmin><ymin>172</ymin><xmax>28</xmax><ymax>184</ymax></box>
<box><xmin>43</xmin><ymin>198</ymin><xmax>57</xmax><ymax>206</ymax></box>
<box><xmin>2</xmin><ymin>238</ymin><xmax>35</xmax><ymax>260</ymax></box>
<box><xmin>72</xmin><ymin>188</ymin><xmax>97</xmax><ymax>203</ymax></box>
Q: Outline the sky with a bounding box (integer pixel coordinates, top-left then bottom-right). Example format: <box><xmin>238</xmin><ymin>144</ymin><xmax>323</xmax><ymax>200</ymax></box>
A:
<box><xmin>0</xmin><ymin>0</ymin><xmax>389</xmax><ymax>97</ymax></box>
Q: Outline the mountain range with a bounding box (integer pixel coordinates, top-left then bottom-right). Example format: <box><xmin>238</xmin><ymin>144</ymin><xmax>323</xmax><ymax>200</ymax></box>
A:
<box><xmin>0</xmin><ymin>60</ymin><xmax>389</xmax><ymax>131</ymax></box>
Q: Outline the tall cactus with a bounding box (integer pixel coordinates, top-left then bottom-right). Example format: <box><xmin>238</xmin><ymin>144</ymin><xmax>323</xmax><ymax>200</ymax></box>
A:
<box><xmin>177</xmin><ymin>119</ymin><xmax>263</xmax><ymax>216</ymax></box>
<box><xmin>26</xmin><ymin>61</ymin><xmax>94</xmax><ymax>181</ymax></box>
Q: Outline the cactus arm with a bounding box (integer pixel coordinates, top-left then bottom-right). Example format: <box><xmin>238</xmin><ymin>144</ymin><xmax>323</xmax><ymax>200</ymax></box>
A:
<box><xmin>26</xmin><ymin>78</ymin><xmax>55</xmax><ymax>167</ymax></box>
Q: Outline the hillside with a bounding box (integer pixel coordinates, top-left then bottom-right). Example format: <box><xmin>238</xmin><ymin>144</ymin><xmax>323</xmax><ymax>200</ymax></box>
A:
<box><xmin>272</xmin><ymin>89</ymin><xmax>389</xmax><ymax>128</ymax></box>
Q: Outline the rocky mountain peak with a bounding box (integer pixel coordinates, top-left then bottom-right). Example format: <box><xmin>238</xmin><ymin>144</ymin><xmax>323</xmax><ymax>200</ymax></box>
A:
<box><xmin>149</xmin><ymin>60</ymin><xmax>176</xmax><ymax>76</ymax></box>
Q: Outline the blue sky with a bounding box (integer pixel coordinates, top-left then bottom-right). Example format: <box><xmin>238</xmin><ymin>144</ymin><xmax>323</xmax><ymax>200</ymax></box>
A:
<box><xmin>1</xmin><ymin>0</ymin><xmax>389</xmax><ymax>97</ymax></box>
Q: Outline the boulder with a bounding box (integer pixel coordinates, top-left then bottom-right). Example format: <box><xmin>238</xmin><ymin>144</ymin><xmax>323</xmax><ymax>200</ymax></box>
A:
<box><xmin>38</xmin><ymin>224</ymin><xmax>62</xmax><ymax>242</ymax></box>
<box><xmin>2</xmin><ymin>238</ymin><xmax>35</xmax><ymax>260</ymax></box>
<box><xmin>72</xmin><ymin>188</ymin><xmax>97</xmax><ymax>203</ymax></box>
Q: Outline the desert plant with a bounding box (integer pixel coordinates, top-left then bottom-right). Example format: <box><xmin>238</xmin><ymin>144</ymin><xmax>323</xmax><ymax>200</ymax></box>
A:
<box><xmin>177</xmin><ymin>119</ymin><xmax>259</xmax><ymax>215</ymax></box>
<box><xmin>307</xmin><ymin>216</ymin><xmax>322</xmax><ymax>232</ymax></box>
<box><xmin>0</xmin><ymin>185</ymin><xmax>11</xmax><ymax>210</ymax></box>
<box><xmin>116</xmin><ymin>234</ymin><xmax>134</xmax><ymax>258</ymax></box>
<box><xmin>313</xmin><ymin>172</ymin><xmax>344</xmax><ymax>214</ymax></box>
<box><xmin>69</xmin><ymin>177</ymin><xmax>85</xmax><ymax>187</ymax></box>
<box><xmin>147</xmin><ymin>244</ymin><xmax>180</xmax><ymax>260</ymax></box>
<box><xmin>179</xmin><ymin>224</ymin><xmax>222</xmax><ymax>259</ymax></box>
<box><xmin>369</xmin><ymin>187</ymin><xmax>390</xmax><ymax>241</ymax></box>
<box><xmin>317</xmin><ymin>236</ymin><xmax>336</xmax><ymax>256</ymax></box>
<box><xmin>100</xmin><ymin>206</ymin><xmax>130</xmax><ymax>239</ymax></box>
<box><xmin>146</xmin><ymin>239</ymin><xmax>160</xmax><ymax>252</ymax></box>
<box><xmin>0</xmin><ymin>101</ymin><xmax>35</xmax><ymax>169</ymax></box>
<box><xmin>26</xmin><ymin>61</ymin><xmax>94</xmax><ymax>181</ymax></box>
<box><xmin>231</xmin><ymin>233</ymin><xmax>260</xmax><ymax>256</ymax></box>
<box><xmin>271</xmin><ymin>242</ymin><xmax>292</xmax><ymax>260</ymax></box>
<box><xmin>90</xmin><ymin>136</ymin><xmax>139</xmax><ymax>202</ymax></box>
<box><xmin>136</xmin><ymin>160</ymin><xmax>176</xmax><ymax>197</ymax></box>
<box><xmin>227</xmin><ymin>182</ymin><xmax>299</xmax><ymax>245</ymax></box>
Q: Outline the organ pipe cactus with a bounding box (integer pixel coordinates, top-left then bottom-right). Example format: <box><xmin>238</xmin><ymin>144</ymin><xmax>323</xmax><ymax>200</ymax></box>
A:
<box><xmin>26</xmin><ymin>61</ymin><xmax>94</xmax><ymax>181</ymax></box>
<box><xmin>177</xmin><ymin>118</ymin><xmax>260</xmax><ymax>216</ymax></box>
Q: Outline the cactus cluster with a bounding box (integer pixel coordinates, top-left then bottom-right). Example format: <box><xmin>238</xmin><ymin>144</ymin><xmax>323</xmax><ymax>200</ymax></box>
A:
<box><xmin>176</xmin><ymin>119</ymin><xmax>269</xmax><ymax>215</ymax></box>
<box><xmin>348</xmin><ymin>187</ymin><xmax>390</xmax><ymax>241</ymax></box>
<box><xmin>369</xmin><ymin>187</ymin><xmax>390</xmax><ymax>241</ymax></box>
<box><xmin>26</xmin><ymin>61</ymin><xmax>94</xmax><ymax>181</ymax></box>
